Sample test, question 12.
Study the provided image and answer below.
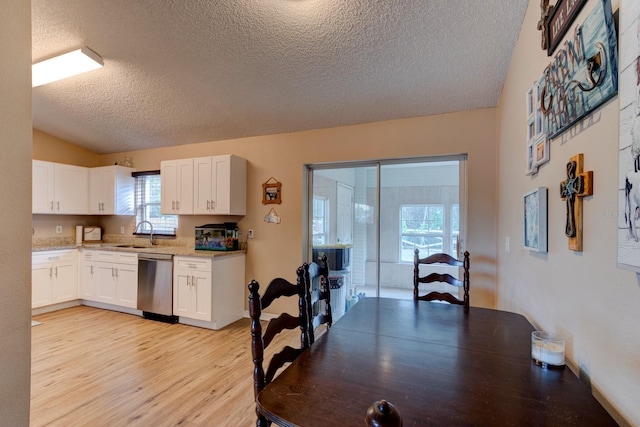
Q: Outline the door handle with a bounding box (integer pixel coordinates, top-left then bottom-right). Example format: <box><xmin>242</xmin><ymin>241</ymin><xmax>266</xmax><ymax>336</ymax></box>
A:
<box><xmin>55</xmin><ymin>266</ymin><xmax>58</xmax><ymax>278</ymax></box>
<box><xmin>176</xmin><ymin>201</ymin><xmax>180</xmax><ymax>210</ymax></box>
<box><xmin>49</xmin><ymin>267</ymin><xmax>53</xmax><ymax>278</ymax></box>
<box><xmin>187</xmin><ymin>276</ymin><xmax>191</xmax><ymax>286</ymax></box>
<box><xmin>172</xmin><ymin>201</ymin><xmax>176</xmax><ymax>210</ymax></box>
<box><xmin>207</xmin><ymin>200</ymin><xmax>210</xmax><ymax>210</ymax></box>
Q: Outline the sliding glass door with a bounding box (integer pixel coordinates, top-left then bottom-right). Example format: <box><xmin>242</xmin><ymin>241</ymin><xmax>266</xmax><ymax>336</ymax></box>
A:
<box><xmin>305</xmin><ymin>156</ymin><xmax>466</xmax><ymax>320</ymax></box>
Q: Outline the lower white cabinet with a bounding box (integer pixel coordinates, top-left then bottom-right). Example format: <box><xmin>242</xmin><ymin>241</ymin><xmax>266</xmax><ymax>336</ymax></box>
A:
<box><xmin>32</xmin><ymin>250</ymin><xmax>78</xmax><ymax>308</ymax></box>
<box><xmin>173</xmin><ymin>253</ymin><xmax>245</xmax><ymax>330</ymax></box>
<box><xmin>174</xmin><ymin>257</ymin><xmax>212</xmax><ymax>321</ymax></box>
<box><xmin>81</xmin><ymin>250</ymin><xmax>138</xmax><ymax>309</ymax></box>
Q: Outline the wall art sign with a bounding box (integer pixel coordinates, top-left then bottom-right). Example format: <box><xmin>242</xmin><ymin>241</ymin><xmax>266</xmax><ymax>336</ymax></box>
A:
<box><xmin>546</xmin><ymin>0</ymin><xmax>588</xmax><ymax>56</ymax></box>
<box><xmin>524</xmin><ymin>187</ymin><xmax>548</xmax><ymax>253</ymax></box>
<box><xmin>559</xmin><ymin>154</ymin><xmax>593</xmax><ymax>252</ymax></box>
<box><xmin>617</xmin><ymin>0</ymin><xmax>640</xmax><ymax>272</ymax></box>
<box><xmin>539</xmin><ymin>0</ymin><xmax>618</xmax><ymax>139</ymax></box>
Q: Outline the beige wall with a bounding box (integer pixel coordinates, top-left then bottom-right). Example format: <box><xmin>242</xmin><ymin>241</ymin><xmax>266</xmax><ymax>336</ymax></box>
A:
<box><xmin>95</xmin><ymin>109</ymin><xmax>498</xmax><ymax>314</ymax></box>
<box><xmin>33</xmin><ymin>128</ymin><xmax>100</xmax><ymax>167</ymax></box>
<box><xmin>0</xmin><ymin>0</ymin><xmax>32</xmax><ymax>424</ymax></box>
<box><xmin>497</xmin><ymin>0</ymin><xmax>637</xmax><ymax>425</ymax></box>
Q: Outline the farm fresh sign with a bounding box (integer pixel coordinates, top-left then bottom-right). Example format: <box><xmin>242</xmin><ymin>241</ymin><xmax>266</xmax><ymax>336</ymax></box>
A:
<box><xmin>539</xmin><ymin>0</ymin><xmax>618</xmax><ymax>139</ymax></box>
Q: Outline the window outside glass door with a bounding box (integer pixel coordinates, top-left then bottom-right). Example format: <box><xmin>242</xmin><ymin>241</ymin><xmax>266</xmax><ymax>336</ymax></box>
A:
<box><xmin>305</xmin><ymin>156</ymin><xmax>466</xmax><ymax>319</ymax></box>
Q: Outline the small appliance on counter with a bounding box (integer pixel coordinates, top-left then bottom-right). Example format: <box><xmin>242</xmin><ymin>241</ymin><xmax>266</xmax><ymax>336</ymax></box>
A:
<box><xmin>195</xmin><ymin>223</ymin><xmax>239</xmax><ymax>251</ymax></box>
<box><xmin>83</xmin><ymin>226</ymin><xmax>102</xmax><ymax>242</ymax></box>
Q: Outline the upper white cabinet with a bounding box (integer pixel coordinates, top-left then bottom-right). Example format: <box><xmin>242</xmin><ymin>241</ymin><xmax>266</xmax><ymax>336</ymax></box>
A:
<box><xmin>193</xmin><ymin>155</ymin><xmax>247</xmax><ymax>215</ymax></box>
<box><xmin>32</xmin><ymin>160</ymin><xmax>88</xmax><ymax>214</ymax></box>
<box><xmin>89</xmin><ymin>166</ymin><xmax>135</xmax><ymax>215</ymax></box>
<box><xmin>161</xmin><ymin>158</ymin><xmax>194</xmax><ymax>214</ymax></box>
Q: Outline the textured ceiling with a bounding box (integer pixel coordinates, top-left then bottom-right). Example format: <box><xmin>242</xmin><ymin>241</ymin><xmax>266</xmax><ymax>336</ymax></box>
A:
<box><xmin>32</xmin><ymin>0</ymin><xmax>528</xmax><ymax>154</ymax></box>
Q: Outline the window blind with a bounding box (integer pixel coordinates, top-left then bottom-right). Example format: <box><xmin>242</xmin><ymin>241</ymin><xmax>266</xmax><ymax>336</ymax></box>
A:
<box><xmin>134</xmin><ymin>172</ymin><xmax>178</xmax><ymax>236</ymax></box>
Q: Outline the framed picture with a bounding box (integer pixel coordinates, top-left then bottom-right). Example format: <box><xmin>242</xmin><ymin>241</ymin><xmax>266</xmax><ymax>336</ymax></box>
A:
<box><xmin>524</xmin><ymin>187</ymin><xmax>548</xmax><ymax>253</ymax></box>
<box><xmin>262</xmin><ymin>177</ymin><xmax>282</xmax><ymax>205</ymax></box>
<box><xmin>617</xmin><ymin>0</ymin><xmax>640</xmax><ymax>271</ymax></box>
<box><xmin>525</xmin><ymin>78</ymin><xmax>548</xmax><ymax>175</ymax></box>
<box><xmin>534</xmin><ymin>138</ymin><xmax>550</xmax><ymax>167</ymax></box>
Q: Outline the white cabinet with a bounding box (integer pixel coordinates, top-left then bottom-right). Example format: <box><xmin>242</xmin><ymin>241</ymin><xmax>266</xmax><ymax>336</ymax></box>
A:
<box><xmin>173</xmin><ymin>257</ymin><xmax>212</xmax><ymax>321</ymax></box>
<box><xmin>32</xmin><ymin>250</ymin><xmax>79</xmax><ymax>308</ymax></box>
<box><xmin>32</xmin><ymin>160</ymin><xmax>89</xmax><ymax>214</ymax></box>
<box><xmin>161</xmin><ymin>159</ymin><xmax>193</xmax><ymax>214</ymax></box>
<box><xmin>88</xmin><ymin>166</ymin><xmax>135</xmax><ymax>215</ymax></box>
<box><xmin>193</xmin><ymin>155</ymin><xmax>246</xmax><ymax>215</ymax></box>
<box><xmin>173</xmin><ymin>253</ymin><xmax>245</xmax><ymax>330</ymax></box>
<box><xmin>81</xmin><ymin>250</ymin><xmax>138</xmax><ymax>309</ymax></box>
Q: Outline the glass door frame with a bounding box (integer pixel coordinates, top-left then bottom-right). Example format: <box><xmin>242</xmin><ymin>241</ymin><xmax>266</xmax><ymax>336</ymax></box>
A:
<box><xmin>302</xmin><ymin>154</ymin><xmax>467</xmax><ymax>296</ymax></box>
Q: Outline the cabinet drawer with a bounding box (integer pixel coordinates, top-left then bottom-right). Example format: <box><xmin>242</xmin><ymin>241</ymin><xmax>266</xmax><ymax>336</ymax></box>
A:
<box><xmin>94</xmin><ymin>250</ymin><xmax>117</xmax><ymax>262</ymax></box>
<box><xmin>33</xmin><ymin>249</ymin><xmax>77</xmax><ymax>265</ymax></box>
<box><xmin>116</xmin><ymin>252</ymin><xmax>138</xmax><ymax>265</ymax></box>
<box><xmin>174</xmin><ymin>256</ymin><xmax>211</xmax><ymax>272</ymax></box>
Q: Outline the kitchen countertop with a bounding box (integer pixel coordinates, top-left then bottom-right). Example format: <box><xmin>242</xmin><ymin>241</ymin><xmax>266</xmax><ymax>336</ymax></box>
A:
<box><xmin>32</xmin><ymin>243</ymin><xmax>246</xmax><ymax>258</ymax></box>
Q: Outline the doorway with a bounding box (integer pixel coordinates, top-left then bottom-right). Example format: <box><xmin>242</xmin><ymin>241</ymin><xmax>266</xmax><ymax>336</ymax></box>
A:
<box><xmin>304</xmin><ymin>156</ymin><xmax>467</xmax><ymax>319</ymax></box>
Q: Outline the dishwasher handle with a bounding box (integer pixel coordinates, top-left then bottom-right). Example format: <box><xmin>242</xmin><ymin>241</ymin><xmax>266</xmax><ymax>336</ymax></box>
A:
<box><xmin>138</xmin><ymin>253</ymin><xmax>174</xmax><ymax>261</ymax></box>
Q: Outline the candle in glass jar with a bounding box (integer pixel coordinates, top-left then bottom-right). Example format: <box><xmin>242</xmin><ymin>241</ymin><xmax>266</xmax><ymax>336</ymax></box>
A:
<box><xmin>531</xmin><ymin>331</ymin><xmax>565</xmax><ymax>368</ymax></box>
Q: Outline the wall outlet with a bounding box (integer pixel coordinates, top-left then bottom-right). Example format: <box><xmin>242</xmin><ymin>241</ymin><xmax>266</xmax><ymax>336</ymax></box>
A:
<box><xmin>56</xmin><ymin>225</ymin><xmax>62</xmax><ymax>234</ymax></box>
<box><xmin>120</xmin><ymin>226</ymin><xmax>125</xmax><ymax>234</ymax></box>
<box><xmin>248</xmin><ymin>229</ymin><xmax>254</xmax><ymax>239</ymax></box>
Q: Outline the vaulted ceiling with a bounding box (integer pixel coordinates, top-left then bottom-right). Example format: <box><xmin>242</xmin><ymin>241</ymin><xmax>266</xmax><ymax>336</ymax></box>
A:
<box><xmin>32</xmin><ymin>0</ymin><xmax>529</xmax><ymax>154</ymax></box>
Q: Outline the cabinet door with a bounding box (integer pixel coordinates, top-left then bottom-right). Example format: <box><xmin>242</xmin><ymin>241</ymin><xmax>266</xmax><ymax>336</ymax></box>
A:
<box><xmin>210</xmin><ymin>156</ymin><xmax>230</xmax><ymax>214</ymax></box>
<box><xmin>32</xmin><ymin>264</ymin><xmax>53</xmax><ymax>308</ymax></box>
<box><xmin>32</xmin><ymin>160</ymin><xmax>55</xmax><ymax>213</ymax></box>
<box><xmin>53</xmin><ymin>262</ymin><xmax>78</xmax><ymax>303</ymax></box>
<box><xmin>191</xmin><ymin>270</ymin><xmax>212</xmax><ymax>321</ymax></box>
<box><xmin>95</xmin><ymin>263</ymin><xmax>117</xmax><ymax>304</ymax></box>
<box><xmin>81</xmin><ymin>262</ymin><xmax>98</xmax><ymax>301</ymax></box>
<box><xmin>193</xmin><ymin>157</ymin><xmax>213</xmax><ymax>214</ymax></box>
<box><xmin>176</xmin><ymin>158</ymin><xmax>194</xmax><ymax>214</ymax></box>
<box><xmin>173</xmin><ymin>269</ymin><xmax>192</xmax><ymax>317</ymax></box>
<box><xmin>89</xmin><ymin>167</ymin><xmax>115</xmax><ymax>214</ymax></box>
<box><xmin>161</xmin><ymin>159</ymin><xmax>193</xmax><ymax>214</ymax></box>
<box><xmin>115</xmin><ymin>265</ymin><xmax>138</xmax><ymax>308</ymax></box>
<box><xmin>55</xmin><ymin>163</ymin><xmax>89</xmax><ymax>214</ymax></box>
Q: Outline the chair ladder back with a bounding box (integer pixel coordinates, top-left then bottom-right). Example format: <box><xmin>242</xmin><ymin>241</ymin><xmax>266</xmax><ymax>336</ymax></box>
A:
<box><xmin>305</xmin><ymin>255</ymin><xmax>331</xmax><ymax>346</ymax></box>
<box><xmin>413</xmin><ymin>249</ymin><xmax>471</xmax><ymax>314</ymax></box>
<box><xmin>248</xmin><ymin>265</ymin><xmax>310</xmax><ymax>427</ymax></box>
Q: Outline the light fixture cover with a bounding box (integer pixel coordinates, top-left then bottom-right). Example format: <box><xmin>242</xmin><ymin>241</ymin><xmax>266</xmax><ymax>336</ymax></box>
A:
<box><xmin>32</xmin><ymin>46</ymin><xmax>104</xmax><ymax>87</ymax></box>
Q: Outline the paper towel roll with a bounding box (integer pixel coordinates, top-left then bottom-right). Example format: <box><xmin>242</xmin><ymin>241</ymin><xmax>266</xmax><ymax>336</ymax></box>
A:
<box><xmin>76</xmin><ymin>226</ymin><xmax>83</xmax><ymax>245</ymax></box>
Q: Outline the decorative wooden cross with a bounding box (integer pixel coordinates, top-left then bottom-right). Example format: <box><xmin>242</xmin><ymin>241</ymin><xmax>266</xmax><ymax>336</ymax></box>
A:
<box><xmin>559</xmin><ymin>153</ymin><xmax>593</xmax><ymax>251</ymax></box>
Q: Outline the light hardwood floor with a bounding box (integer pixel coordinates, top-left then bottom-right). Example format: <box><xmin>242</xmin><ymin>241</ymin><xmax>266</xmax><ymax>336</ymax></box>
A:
<box><xmin>31</xmin><ymin>306</ymin><xmax>299</xmax><ymax>426</ymax></box>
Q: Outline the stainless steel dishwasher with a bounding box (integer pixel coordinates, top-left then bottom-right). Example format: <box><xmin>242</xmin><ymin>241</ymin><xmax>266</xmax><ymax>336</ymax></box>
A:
<box><xmin>137</xmin><ymin>253</ymin><xmax>178</xmax><ymax>323</ymax></box>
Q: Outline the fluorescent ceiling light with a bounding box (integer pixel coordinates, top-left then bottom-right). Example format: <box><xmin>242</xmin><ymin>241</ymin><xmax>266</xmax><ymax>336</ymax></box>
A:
<box><xmin>32</xmin><ymin>47</ymin><xmax>104</xmax><ymax>87</ymax></box>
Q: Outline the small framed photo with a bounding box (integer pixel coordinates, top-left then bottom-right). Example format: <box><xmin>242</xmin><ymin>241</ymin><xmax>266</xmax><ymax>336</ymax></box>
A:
<box><xmin>524</xmin><ymin>187</ymin><xmax>548</xmax><ymax>253</ymax></box>
<box><xmin>534</xmin><ymin>138</ymin><xmax>550</xmax><ymax>167</ymax></box>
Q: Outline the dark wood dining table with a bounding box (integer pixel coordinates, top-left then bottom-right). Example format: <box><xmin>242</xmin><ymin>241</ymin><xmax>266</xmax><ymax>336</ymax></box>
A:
<box><xmin>256</xmin><ymin>298</ymin><xmax>617</xmax><ymax>426</ymax></box>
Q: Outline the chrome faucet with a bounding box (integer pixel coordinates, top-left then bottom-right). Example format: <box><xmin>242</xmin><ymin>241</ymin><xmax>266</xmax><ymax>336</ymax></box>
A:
<box><xmin>135</xmin><ymin>220</ymin><xmax>155</xmax><ymax>245</ymax></box>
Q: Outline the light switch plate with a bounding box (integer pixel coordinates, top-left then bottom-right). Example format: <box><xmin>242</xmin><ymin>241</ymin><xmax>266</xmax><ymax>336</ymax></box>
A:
<box><xmin>56</xmin><ymin>225</ymin><xmax>62</xmax><ymax>234</ymax></box>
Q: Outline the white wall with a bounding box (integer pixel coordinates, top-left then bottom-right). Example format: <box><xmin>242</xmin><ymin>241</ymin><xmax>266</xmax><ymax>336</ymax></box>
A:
<box><xmin>0</xmin><ymin>0</ymin><xmax>32</xmax><ymax>424</ymax></box>
<box><xmin>497</xmin><ymin>0</ymin><xmax>638</xmax><ymax>425</ymax></box>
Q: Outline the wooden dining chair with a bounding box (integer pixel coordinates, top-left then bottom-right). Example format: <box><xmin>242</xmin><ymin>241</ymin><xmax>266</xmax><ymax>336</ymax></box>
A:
<box><xmin>248</xmin><ymin>265</ymin><xmax>310</xmax><ymax>427</ymax></box>
<box><xmin>304</xmin><ymin>254</ymin><xmax>331</xmax><ymax>346</ymax></box>
<box><xmin>413</xmin><ymin>248</ymin><xmax>470</xmax><ymax>313</ymax></box>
